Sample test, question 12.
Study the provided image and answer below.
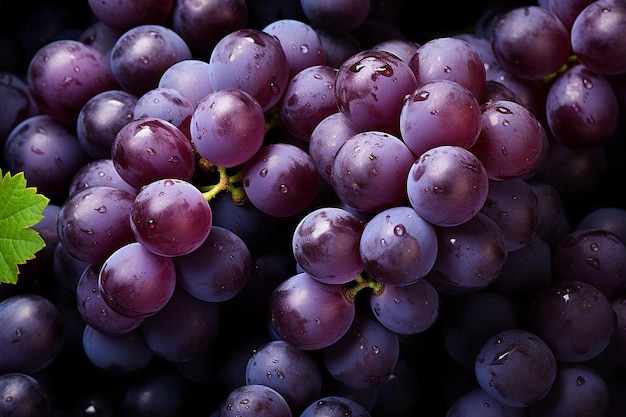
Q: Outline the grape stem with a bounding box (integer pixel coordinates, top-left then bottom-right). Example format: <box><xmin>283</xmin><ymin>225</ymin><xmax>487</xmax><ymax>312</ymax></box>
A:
<box><xmin>342</xmin><ymin>273</ymin><xmax>385</xmax><ymax>303</ymax></box>
<box><xmin>199</xmin><ymin>165</ymin><xmax>247</xmax><ymax>205</ymax></box>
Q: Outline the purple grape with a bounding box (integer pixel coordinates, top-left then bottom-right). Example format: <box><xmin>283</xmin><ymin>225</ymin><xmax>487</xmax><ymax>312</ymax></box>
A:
<box><xmin>454</xmin><ymin>33</ymin><xmax>502</xmax><ymax>80</ymax></box>
<box><xmin>109</xmin><ymin>24</ymin><xmax>192</xmax><ymax>96</ymax></box>
<box><xmin>491</xmin><ymin>6</ymin><xmax>570</xmax><ymax>80</ymax></box>
<box><xmin>98</xmin><ymin>241</ymin><xmax>177</xmax><ymax>318</ymax></box>
<box><xmin>245</xmin><ymin>340</ymin><xmax>322</xmax><ymax>412</ymax></box>
<box><xmin>316</xmin><ymin>30</ymin><xmax>362</xmax><ymax>69</ymax></box>
<box><xmin>174</xmin><ymin>226</ymin><xmax>251</xmax><ymax>302</ymax></box>
<box><xmin>399</xmin><ymin>79</ymin><xmax>482</xmax><ymax>158</ymax></box>
<box><xmin>141</xmin><ymin>285</ymin><xmax>220</xmax><ymax>362</ymax></box>
<box><xmin>487</xmin><ymin>68</ymin><xmax>549</xmax><ymax>126</ymax></box>
<box><xmin>111</xmin><ymin>117</ymin><xmax>196</xmax><ymax>190</ymax></box>
<box><xmin>330</xmin><ymin>130</ymin><xmax>415</xmax><ymax>213</ymax></box>
<box><xmin>57</xmin><ymin>185</ymin><xmax>136</xmax><ymax>265</ymax></box>
<box><xmin>409</xmin><ymin>36</ymin><xmax>487</xmax><ymax>99</ymax></box>
<box><xmin>528</xmin><ymin>280</ymin><xmax>617</xmax><ymax>363</ymax></box>
<box><xmin>77</xmin><ymin>20</ymin><xmax>124</xmax><ymax>57</ymax></box>
<box><xmin>0</xmin><ymin>71</ymin><xmax>38</xmax><ymax>141</ymax></box>
<box><xmin>82</xmin><ymin>325</ymin><xmax>154</xmax><ymax>374</ymax></box>
<box><xmin>0</xmin><ymin>294</ymin><xmax>64</xmax><ymax>374</ymax></box>
<box><xmin>528</xmin><ymin>179</ymin><xmax>572</xmax><ymax>246</ymax></box>
<box><xmin>220</xmin><ymin>384</ymin><xmax>292</xmax><ymax>417</ymax></box>
<box><xmin>53</xmin><ymin>241</ymin><xmax>89</xmax><ymax>293</ymax></box>
<box><xmin>571</xmin><ymin>0</ymin><xmax>626</xmax><ymax>74</ymax></box>
<box><xmin>133</xmin><ymin>87</ymin><xmax>195</xmax><ymax>135</ymax></box>
<box><xmin>372</xmin><ymin>38</ymin><xmax>420</xmax><ymax>63</ymax></box>
<box><xmin>190</xmin><ymin>88</ymin><xmax>266</xmax><ymax>168</ymax></box>
<box><xmin>157</xmin><ymin>59</ymin><xmax>214</xmax><ymax>108</ymax></box>
<box><xmin>300</xmin><ymin>0</ymin><xmax>371</xmax><ymax>34</ymax></box>
<box><xmin>242</xmin><ymin>143</ymin><xmax>319</xmax><ymax>217</ymax></box>
<box><xmin>577</xmin><ymin>206</ymin><xmax>626</xmax><ymax>245</ymax></box>
<box><xmin>322</xmin><ymin>310</ymin><xmax>400</xmax><ymax>390</ymax></box>
<box><xmin>445</xmin><ymin>387</ymin><xmax>528</xmax><ymax>417</ymax></box>
<box><xmin>269</xmin><ymin>272</ymin><xmax>355</xmax><ymax>351</ymax></box>
<box><xmin>334</xmin><ymin>49</ymin><xmax>418</xmax><ymax>135</ymax></box>
<box><xmin>76</xmin><ymin>89</ymin><xmax>138</xmax><ymax>160</ymax></box>
<box><xmin>474</xmin><ymin>328</ymin><xmax>557</xmax><ymax>407</ymax></box>
<box><xmin>208</xmin><ymin>28</ymin><xmax>290</xmax><ymax>112</ymax></box>
<box><xmin>76</xmin><ymin>264</ymin><xmax>145</xmax><ymax>335</ymax></box>
<box><xmin>86</xmin><ymin>0</ymin><xmax>175</xmax><ymax>31</ymax></box>
<box><xmin>300</xmin><ymin>396</ymin><xmax>371</xmax><ymax>417</ymax></box>
<box><xmin>26</xmin><ymin>39</ymin><xmax>118</xmax><ymax>124</ymax></box>
<box><xmin>359</xmin><ymin>206</ymin><xmax>438</xmax><ymax>287</ymax></box>
<box><xmin>479</xmin><ymin>79</ymin><xmax>521</xmax><ymax>104</ymax></box>
<box><xmin>68</xmin><ymin>158</ymin><xmax>138</xmax><ymax>196</ymax></box>
<box><xmin>130</xmin><ymin>178</ymin><xmax>213</xmax><ymax>257</ymax></box>
<box><xmin>406</xmin><ymin>145</ymin><xmax>489</xmax><ymax>227</ymax></box>
<box><xmin>122</xmin><ymin>367</ymin><xmax>190</xmax><ymax>416</ymax></box>
<box><xmin>546</xmin><ymin>0</ymin><xmax>596</xmax><ymax>30</ymax></box>
<box><xmin>0</xmin><ymin>373</ymin><xmax>51</xmax><ymax>417</ymax></box>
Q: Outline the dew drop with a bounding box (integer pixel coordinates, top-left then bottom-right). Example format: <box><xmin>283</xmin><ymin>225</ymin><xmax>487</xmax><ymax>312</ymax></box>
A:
<box><xmin>576</xmin><ymin>376</ymin><xmax>586</xmax><ymax>386</ymax></box>
<box><xmin>590</xmin><ymin>242</ymin><xmax>599</xmax><ymax>252</ymax></box>
<box><xmin>259</xmin><ymin>168</ymin><xmax>268</xmax><ymax>177</ymax></box>
<box><xmin>582</xmin><ymin>78</ymin><xmax>593</xmax><ymax>88</ymax></box>
<box><xmin>31</xmin><ymin>146</ymin><xmax>44</xmax><ymax>154</ymax></box>
<box><xmin>139</xmin><ymin>56</ymin><xmax>150</xmax><ymax>65</ymax></box>
<box><xmin>372</xmin><ymin>346</ymin><xmax>380</xmax><ymax>354</ymax></box>
<box><xmin>394</xmin><ymin>224</ymin><xmax>405</xmax><ymax>236</ymax></box>
<box><xmin>279</xmin><ymin>184</ymin><xmax>288</xmax><ymax>193</ymax></box>
<box><xmin>443</xmin><ymin>65</ymin><xmax>452</xmax><ymax>73</ymax></box>
<box><xmin>270</xmin><ymin>82</ymin><xmax>281</xmax><ymax>96</ymax></box>
<box><xmin>146</xmin><ymin>148</ymin><xmax>156</xmax><ymax>155</ymax></box>
<box><xmin>300</xmin><ymin>44</ymin><xmax>309</xmax><ymax>54</ymax></box>
<box><xmin>95</xmin><ymin>206</ymin><xmax>107</xmax><ymax>213</ymax></box>
<box><xmin>168</xmin><ymin>156</ymin><xmax>179</xmax><ymax>163</ymax></box>
<box><xmin>587</xmin><ymin>115</ymin><xmax>596</xmax><ymax>125</ymax></box>
<box><xmin>147</xmin><ymin>219</ymin><xmax>157</xmax><ymax>229</ymax></box>
<box><xmin>584</xmin><ymin>257</ymin><xmax>600</xmax><ymax>270</ymax></box>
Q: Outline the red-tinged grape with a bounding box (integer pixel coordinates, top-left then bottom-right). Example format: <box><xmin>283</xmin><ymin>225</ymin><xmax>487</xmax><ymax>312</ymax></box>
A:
<box><xmin>76</xmin><ymin>264</ymin><xmax>145</xmax><ymax>335</ymax></box>
<box><xmin>26</xmin><ymin>39</ymin><xmax>118</xmax><ymax>124</ymax></box>
<box><xmin>323</xmin><ymin>310</ymin><xmax>400</xmax><ymax>390</ymax></box>
<box><xmin>111</xmin><ymin>117</ymin><xmax>196</xmax><ymax>190</ymax></box>
<box><xmin>76</xmin><ymin>89</ymin><xmax>138</xmax><ymax>160</ymax></box>
<box><xmin>0</xmin><ymin>294</ymin><xmax>64</xmax><ymax>374</ymax></box>
<box><xmin>190</xmin><ymin>88</ymin><xmax>265</xmax><ymax>168</ymax></box>
<box><xmin>370</xmin><ymin>278</ymin><xmax>439</xmax><ymax>335</ymax></box>
<box><xmin>491</xmin><ymin>6</ymin><xmax>570</xmax><ymax>80</ymax></box>
<box><xmin>171</xmin><ymin>0</ymin><xmax>247</xmax><ymax>53</ymax></box>
<box><xmin>546</xmin><ymin>64</ymin><xmax>619</xmax><ymax>148</ymax></box>
<box><xmin>278</xmin><ymin>64</ymin><xmax>338</xmax><ymax>142</ymax></box>
<box><xmin>130</xmin><ymin>178</ymin><xmax>212</xmax><ymax>257</ymax></box>
<box><xmin>300</xmin><ymin>395</ymin><xmax>371</xmax><ymax>417</ymax></box>
<box><xmin>209</xmin><ymin>28</ymin><xmax>289</xmax><ymax>112</ymax></box>
<box><xmin>269</xmin><ymin>272</ymin><xmax>355</xmax><ymax>351</ymax></box>
<box><xmin>475</xmin><ymin>328</ymin><xmax>557</xmax><ymax>407</ymax></box>
<box><xmin>141</xmin><ymin>285</ymin><xmax>220</xmax><ymax>362</ymax></box>
<box><xmin>330</xmin><ymin>131</ymin><xmax>415</xmax><ymax>213</ymax></box>
<box><xmin>57</xmin><ymin>185</ymin><xmax>136</xmax><ymax>265</ymax></box>
<box><xmin>245</xmin><ymin>340</ymin><xmax>322</xmax><ymax>412</ymax></box>
<box><xmin>334</xmin><ymin>49</ymin><xmax>418</xmax><ymax>135</ymax></box>
<box><xmin>133</xmin><ymin>87</ymin><xmax>195</xmax><ymax>135</ymax></box>
<box><xmin>157</xmin><ymin>59</ymin><xmax>214</xmax><ymax>109</ymax></box>
<box><xmin>571</xmin><ymin>0</ymin><xmax>626</xmax><ymax>75</ymax></box>
<box><xmin>98</xmin><ymin>242</ymin><xmax>177</xmax><ymax>318</ymax></box>
<box><xmin>242</xmin><ymin>143</ymin><xmax>319</xmax><ymax>217</ymax></box>
<box><xmin>220</xmin><ymin>384</ymin><xmax>292</xmax><ymax>417</ymax></box>
<box><xmin>174</xmin><ymin>226</ymin><xmax>251</xmax><ymax>302</ymax></box>
<box><xmin>0</xmin><ymin>71</ymin><xmax>38</xmax><ymax>141</ymax></box>
<box><xmin>0</xmin><ymin>373</ymin><xmax>51</xmax><ymax>417</ymax></box>
<box><xmin>3</xmin><ymin>114</ymin><xmax>90</xmax><ymax>199</ymax></box>
<box><xmin>292</xmin><ymin>206</ymin><xmax>365</xmax><ymax>285</ymax></box>
<box><xmin>427</xmin><ymin>212</ymin><xmax>508</xmax><ymax>293</ymax></box>
<box><xmin>359</xmin><ymin>206</ymin><xmax>438</xmax><ymax>287</ymax></box>
<box><xmin>109</xmin><ymin>24</ymin><xmax>192</xmax><ymax>97</ymax></box>
<box><xmin>86</xmin><ymin>0</ymin><xmax>174</xmax><ymax>31</ymax></box>
<box><xmin>300</xmin><ymin>0</ymin><xmax>371</xmax><ymax>34</ymax></box>
<box><xmin>82</xmin><ymin>325</ymin><xmax>154</xmax><ymax>374</ymax></box>
<box><xmin>399</xmin><ymin>79</ymin><xmax>482</xmax><ymax>157</ymax></box>
<box><xmin>470</xmin><ymin>99</ymin><xmax>546</xmax><ymax>180</ymax></box>
<box><xmin>406</xmin><ymin>145</ymin><xmax>489</xmax><ymax>227</ymax></box>
<box><xmin>528</xmin><ymin>280</ymin><xmax>616</xmax><ymax>363</ymax></box>
<box><xmin>409</xmin><ymin>36</ymin><xmax>487</xmax><ymax>99</ymax></box>
<box><xmin>68</xmin><ymin>158</ymin><xmax>138</xmax><ymax>196</ymax></box>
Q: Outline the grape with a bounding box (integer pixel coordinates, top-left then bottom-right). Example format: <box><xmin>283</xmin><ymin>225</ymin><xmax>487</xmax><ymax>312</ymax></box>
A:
<box><xmin>487</xmin><ymin>68</ymin><xmax>548</xmax><ymax>126</ymax></box>
<box><xmin>130</xmin><ymin>178</ymin><xmax>213</xmax><ymax>257</ymax></box>
<box><xmin>220</xmin><ymin>384</ymin><xmax>292</xmax><ymax>417</ymax></box>
<box><xmin>133</xmin><ymin>87</ymin><xmax>195</xmax><ymax>135</ymax></box>
<box><xmin>86</xmin><ymin>0</ymin><xmax>174</xmax><ymax>31</ymax></box>
<box><xmin>242</xmin><ymin>143</ymin><xmax>319</xmax><ymax>217</ymax></box>
<box><xmin>406</xmin><ymin>145</ymin><xmax>489</xmax><ymax>227</ymax></box>
<box><xmin>122</xmin><ymin>366</ymin><xmax>191</xmax><ymax>417</ymax></box>
<box><xmin>157</xmin><ymin>59</ymin><xmax>214</xmax><ymax>109</ymax></box>
<box><xmin>0</xmin><ymin>71</ymin><xmax>38</xmax><ymax>141</ymax></box>
<box><xmin>0</xmin><ymin>294</ymin><xmax>64</xmax><ymax>374</ymax></box>
<box><xmin>323</xmin><ymin>310</ymin><xmax>400</xmax><ymax>390</ymax></box>
<box><xmin>453</xmin><ymin>33</ymin><xmax>502</xmax><ymax>79</ymax></box>
<box><xmin>269</xmin><ymin>272</ymin><xmax>355</xmax><ymax>351</ymax></box>
<box><xmin>330</xmin><ymin>130</ymin><xmax>415</xmax><ymax>213</ymax></box>
<box><xmin>445</xmin><ymin>387</ymin><xmax>528</xmax><ymax>417</ymax></box>
<box><xmin>399</xmin><ymin>79</ymin><xmax>482</xmax><ymax>157</ymax></box>
<box><xmin>577</xmin><ymin>206</ymin><xmax>626</xmax><ymax>244</ymax></box>
<box><xmin>109</xmin><ymin>24</ymin><xmax>192</xmax><ymax>97</ymax></box>
<box><xmin>77</xmin><ymin>20</ymin><xmax>124</xmax><ymax>57</ymax></box>
<box><xmin>528</xmin><ymin>179</ymin><xmax>572</xmax><ymax>245</ymax></box>
<box><xmin>571</xmin><ymin>0</ymin><xmax>626</xmax><ymax>75</ymax></box>
<box><xmin>82</xmin><ymin>324</ymin><xmax>154</xmax><ymax>374</ymax></box>
<box><xmin>300</xmin><ymin>396</ymin><xmax>372</xmax><ymax>417</ymax></box>
<box><xmin>372</xmin><ymin>38</ymin><xmax>420</xmax><ymax>63</ymax></box>
<box><xmin>68</xmin><ymin>158</ymin><xmax>138</xmax><ymax>196</ymax></box>
<box><xmin>334</xmin><ymin>49</ymin><xmax>418</xmax><ymax>135</ymax></box>
<box><xmin>0</xmin><ymin>373</ymin><xmax>51</xmax><ymax>417</ymax></box>
<box><xmin>474</xmin><ymin>328</ymin><xmax>557</xmax><ymax>407</ymax></box>
<box><xmin>174</xmin><ymin>225</ymin><xmax>251</xmax><ymax>302</ymax></box>
<box><xmin>111</xmin><ymin>117</ymin><xmax>196</xmax><ymax>190</ymax></box>
<box><xmin>56</xmin><ymin>185</ymin><xmax>136</xmax><ymax>265</ymax></box>
<box><xmin>76</xmin><ymin>89</ymin><xmax>137</xmax><ymax>160</ymax></box>
<box><xmin>53</xmin><ymin>241</ymin><xmax>89</xmax><ymax>293</ymax></box>
<box><xmin>546</xmin><ymin>0</ymin><xmax>596</xmax><ymax>30</ymax></box>
<box><xmin>300</xmin><ymin>0</ymin><xmax>371</xmax><ymax>34</ymax></box>
<box><xmin>98</xmin><ymin>241</ymin><xmax>177</xmax><ymax>318</ymax></box>
<box><xmin>546</xmin><ymin>64</ymin><xmax>619</xmax><ymax>148</ymax></box>
<box><xmin>208</xmin><ymin>28</ymin><xmax>290</xmax><ymax>112</ymax></box>
<box><xmin>491</xmin><ymin>6</ymin><xmax>570</xmax><ymax>80</ymax></box>
<box><xmin>26</xmin><ymin>39</ymin><xmax>118</xmax><ymax>124</ymax></box>
<box><xmin>190</xmin><ymin>88</ymin><xmax>266</xmax><ymax>168</ymax></box>
<box><xmin>316</xmin><ymin>30</ymin><xmax>362</xmax><ymax>69</ymax></box>
<box><xmin>292</xmin><ymin>206</ymin><xmax>365</xmax><ymax>285</ymax></box>
<box><xmin>359</xmin><ymin>206</ymin><xmax>438</xmax><ymax>287</ymax></box>
<box><xmin>245</xmin><ymin>340</ymin><xmax>322</xmax><ymax>412</ymax></box>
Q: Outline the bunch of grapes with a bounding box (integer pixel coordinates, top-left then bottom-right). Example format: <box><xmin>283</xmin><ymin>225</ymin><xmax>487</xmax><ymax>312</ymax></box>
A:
<box><xmin>1</xmin><ymin>0</ymin><xmax>626</xmax><ymax>416</ymax></box>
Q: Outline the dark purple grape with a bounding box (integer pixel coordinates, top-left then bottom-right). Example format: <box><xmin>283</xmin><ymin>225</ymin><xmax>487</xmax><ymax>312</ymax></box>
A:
<box><xmin>53</xmin><ymin>241</ymin><xmax>89</xmax><ymax>293</ymax></box>
<box><xmin>0</xmin><ymin>71</ymin><xmax>38</xmax><ymax>141</ymax></box>
<box><xmin>316</xmin><ymin>30</ymin><xmax>362</xmax><ymax>69</ymax></box>
<box><xmin>300</xmin><ymin>396</ymin><xmax>371</xmax><ymax>417</ymax></box>
<box><xmin>445</xmin><ymin>387</ymin><xmax>528</xmax><ymax>417</ymax></box>
<box><xmin>86</xmin><ymin>0</ymin><xmax>175</xmax><ymax>31</ymax></box>
<box><xmin>546</xmin><ymin>0</ymin><xmax>595</xmax><ymax>30</ymax></box>
<box><xmin>528</xmin><ymin>179</ymin><xmax>572</xmax><ymax>246</ymax></box>
<box><xmin>474</xmin><ymin>328</ymin><xmax>557</xmax><ymax>407</ymax></box>
<box><xmin>77</xmin><ymin>20</ymin><xmax>124</xmax><ymax>57</ymax></box>
<box><xmin>300</xmin><ymin>0</ymin><xmax>371</xmax><ymax>34</ymax></box>
<box><xmin>577</xmin><ymin>206</ymin><xmax>626</xmax><ymax>245</ymax></box>
<box><xmin>220</xmin><ymin>384</ymin><xmax>292</xmax><ymax>417</ymax></box>
<box><xmin>0</xmin><ymin>294</ymin><xmax>64</xmax><ymax>374</ymax></box>
<box><xmin>68</xmin><ymin>158</ymin><xmax>138</xmax><ymax>196</ymax></box>
<box><xmin>0</xmin><ymin>373</ymin><xmax>51</xmax><ymax>417</ymax></box>
<box><xmin>133</xmin><ymin>87</ymin><xmax>195</xmax><ymax>135</ymax></box>
<box><xmin>122</xmin><ymin>366</ymin><xmax>191</xmax><ymax>417</ymax></box>
<box><xmin>82</xmin><ymin>325</ymin><xmax>154</xmax><ymax>374</ymax></box>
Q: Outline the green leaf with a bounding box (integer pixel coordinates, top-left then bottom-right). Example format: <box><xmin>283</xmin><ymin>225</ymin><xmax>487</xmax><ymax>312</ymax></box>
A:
<box><xmin>0</xmin><ymin>170</ymin><xmax>50</xmax><ymax>284</ymax></box>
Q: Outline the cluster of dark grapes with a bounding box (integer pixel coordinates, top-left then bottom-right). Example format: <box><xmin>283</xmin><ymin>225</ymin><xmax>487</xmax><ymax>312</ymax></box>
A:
<box><xmin>1</xmin><ymin>0</ymin><xmax>626</xmax><ymax>416</ymax></box>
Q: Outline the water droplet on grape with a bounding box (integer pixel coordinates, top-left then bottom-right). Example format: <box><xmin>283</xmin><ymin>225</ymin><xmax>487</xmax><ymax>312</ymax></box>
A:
<box><xmin>587</xmin><ymin>115</ymin><xmax>596</xmax><ymax>125</ymax></box>
<box><xmin>146</xmin><ymin>148</ymin><xmax>156</xmax><ymax>155</ymax></box>
<box><xmin>300</xmin><ymin>44</ymin><xmax>309</xmax><ymax>54</ymax></box>
<box><xmin>372</xmin><ymin>346</ymin><xmax>380</xmax><ymax>354</ymax></box>
<box><xmin>279</xmin><ymin>184</ymin><xmax>288</xmax><ymax>193</ymax></box>
<box><xmin>168</xmin><ymin>156</ymin><xmax>179</xmax><ymax>163</ymax></box>
<box><xmin>164</xmin><ymin>179</ymin><xmax>174</xmax><ymax>186</ymax></box>
<box><xmin>270</xmin><ymin>82</ymin><xmax>281</xmax><ymax>96</ymax></box>
<box><xmin>139</xmin><ymin>56</ymin><xmax>149</xmax><ymax>65</ymax></box>
<box><xmin>415</xmin><ymin>90</ymin><xmax>429</xmax><ymax>101</ymax></box>
<box><xmin>394</xmin><ymin>225</ymin><xmax>405</xmax><ymax>236</ymax></box>
<box><xmin>31</xmin><ymin>146</ymin><xmax>43</xmax><ymax>154</ymax></box>
<box><xmin>585</xmin><ymin>257</ymin><xmax>600</xmax><ymax>269</ymax></box>
<box><xmin>582</xmin><ymin>78</ymin><xmax>593</xmax><ymax>88</ymax></box>
<box><xmin>147</xmin><ymin>219</ymin><xmax>157</xmax><ymax>229</ymax></box>
<box><xmin>443</xmin><ymin>66</ymin><xmax>452</xmax><ymax>73</ymax></box>
<box><xmin>259</xmin><ymin>168</ymin><xmax>267</xmax><ymax>177</ymax></box>
<box><xmin>95</xmin><ymin>206</ymin><xmax>107</xmax><ymax>213</ymax></box>
<box><xmin>496</xmin><ymin>106</ymin><xmax>513</xmax><ymax>114</ymax></box>
<box><xmin>577</xmin><ymin>376</ymin><xmax>586</xmax><ymax>386</ymax></box>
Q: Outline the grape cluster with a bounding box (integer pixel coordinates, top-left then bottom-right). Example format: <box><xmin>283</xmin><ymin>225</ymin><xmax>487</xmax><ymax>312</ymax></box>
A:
<box><xmin>1</xmin><ymin>0</ymin><xmax>626</xmax><ymax>416</ymax></box>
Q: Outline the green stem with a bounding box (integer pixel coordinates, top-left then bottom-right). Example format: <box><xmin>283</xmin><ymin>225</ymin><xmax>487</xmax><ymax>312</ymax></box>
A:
<box><xmin>200</xmin><ymin>166</ymin><xmax>247</xmax><ymax>204</ymax></box>
<box><xmin>342</xmin><ymin>273</ymin><xmax>385</xmax><ymax>303</ymax></box>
